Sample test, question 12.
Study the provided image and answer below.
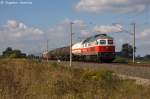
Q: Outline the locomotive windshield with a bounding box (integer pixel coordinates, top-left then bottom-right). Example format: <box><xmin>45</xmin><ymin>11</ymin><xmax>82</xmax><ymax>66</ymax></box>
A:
<box><xmin>108</xmin><ymin>40</ymin><xmax>113</xmax><ymax>44</ymax></box>
<box><xmin>100</xmin><ymin>40</ymin><xmax>106</xmax><ymax>45</ymax></box>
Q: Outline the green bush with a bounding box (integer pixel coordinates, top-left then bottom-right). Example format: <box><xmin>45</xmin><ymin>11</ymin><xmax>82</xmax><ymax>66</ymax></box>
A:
<box><xmin>81</xmin><ymin>69</ymin><xmax>114</xmax><ymax>81</ymax></box>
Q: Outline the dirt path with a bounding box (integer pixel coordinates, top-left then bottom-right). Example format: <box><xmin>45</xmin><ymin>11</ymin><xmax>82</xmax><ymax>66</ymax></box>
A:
<box><xmin>117</xmin><ymin>74</ymin><xmax>150</xmax><ymax>86</ymax></box>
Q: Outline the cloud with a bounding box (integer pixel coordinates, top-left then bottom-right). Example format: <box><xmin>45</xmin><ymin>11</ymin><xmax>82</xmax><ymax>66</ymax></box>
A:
<box><xmin>0</xmin><ymin>20</ymin><xmax>44</xmax><ymax>42</ymax></box>
<box><xmin>75</xmin><ymin>0</ymin><xmax>150</xmax><ymax>13</ymax></box>
<box><xmin>93</xmin><ymin>24</ymin><xmax>123</xmax><ymax>33</ymax></box>
<box><xmin>0</xmin><ymin>20</ymin><xmax>44</xmax><ymax>54</ymax></box>
<box><xmin>136</xmin><ymin>28</ymin><xmax>150</xmax><ymax>48</ymax></box>
<box><xmin>73</xmin><ymin>19</ymin><xmax>87</xmax><ymax>30</ymax></box>
<box><xmin>138</xmin><ymin>28</ymin><xmax>150</xmax><ymax>39</ymax></box>
<box><xmin>46</xmin><ymin>18</ymin><xmax>88</xmax><ymax>48</ymax></box>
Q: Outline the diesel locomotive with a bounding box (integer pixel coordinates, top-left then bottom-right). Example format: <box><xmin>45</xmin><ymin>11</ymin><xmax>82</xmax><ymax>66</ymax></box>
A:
<box><xmin>72</xmin><ymin>34</ymin><xmax>115</xmax><ymax>62</ymax></box>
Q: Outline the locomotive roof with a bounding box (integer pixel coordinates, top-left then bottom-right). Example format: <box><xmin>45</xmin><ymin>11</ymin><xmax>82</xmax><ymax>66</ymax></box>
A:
<box><xmin>82</xmin><ymin>34</ymin><xmax>113</xmax><ymax>43</ymax></box>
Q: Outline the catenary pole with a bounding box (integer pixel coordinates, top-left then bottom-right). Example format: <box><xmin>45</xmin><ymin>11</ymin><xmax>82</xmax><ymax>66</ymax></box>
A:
<box><xmin>70</xmin><ymin>22</ymin><xmax>73</xmax><ymax>67</ymax></box>
<box><xmin>47</xmin><ymin>40</ymin><xmax>49</xmax><ymax>62</ymax></box>
<box><xmin>132</xmin><ymin>23</ymin><xmax>136</xmax><ymax>64</ymax></box>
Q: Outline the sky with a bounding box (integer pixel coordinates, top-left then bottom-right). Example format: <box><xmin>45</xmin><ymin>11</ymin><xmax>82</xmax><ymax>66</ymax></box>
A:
<box><xmin>0</xmin><ymin>0</ymin><xmax>150</xmax><ymax>56</ymax></box>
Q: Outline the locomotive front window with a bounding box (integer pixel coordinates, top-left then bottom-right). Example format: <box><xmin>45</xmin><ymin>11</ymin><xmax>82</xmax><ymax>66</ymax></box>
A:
<box><xmin>108</xmin><ymin>40</ymin><xmax>113</xmax><ymax>44</ymax></box>
<box><xmin>100</xmin><ymin>40</ymin><xmax>106</xmax><ymax>45</ymax></box>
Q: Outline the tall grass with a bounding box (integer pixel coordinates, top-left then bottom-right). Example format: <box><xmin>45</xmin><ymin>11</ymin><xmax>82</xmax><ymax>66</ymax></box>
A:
<box><xmin>0</xmin><ymin>59</ymin><xmax>149</xmax><ymax>99</ymax></box>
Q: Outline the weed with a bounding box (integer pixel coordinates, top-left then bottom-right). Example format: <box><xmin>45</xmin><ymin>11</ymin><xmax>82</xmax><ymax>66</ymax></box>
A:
<box><xmin>0</xmin><ymin>59</ymin><xmax>149</xmax><ymax>99</ymax></box>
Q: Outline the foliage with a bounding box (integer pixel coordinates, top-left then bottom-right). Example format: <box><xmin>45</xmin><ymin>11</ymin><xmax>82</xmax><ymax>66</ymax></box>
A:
<box><xmin>121</xmin><ymin>43</ymin><xmax>135</xmax><ymax>58</ymax></box>
<box><xmin>2</xmin><ymin>47</ymin><xmax>26</xmax><ymax>58</ymax></box>
<box><xmin>81</xmin><ymin>69</ymin><xmax>114</xmax><ymax>81</ymax></box>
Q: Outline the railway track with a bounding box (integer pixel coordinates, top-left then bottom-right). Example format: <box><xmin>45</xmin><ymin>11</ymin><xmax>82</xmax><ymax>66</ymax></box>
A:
<box><xmin>56</xmin><ymin>61</ymin><xmax>150</xmax><ymax>79</ymax></box>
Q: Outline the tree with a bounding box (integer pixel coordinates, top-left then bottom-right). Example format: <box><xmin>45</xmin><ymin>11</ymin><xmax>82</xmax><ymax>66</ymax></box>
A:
<box><xmin>2</xmin><ymin>47</ymin><xmax>13</xmax><ymax>57</ymax></box>
<box><xmin>121</xmin><ymin>43</ymin><xmax>135</xmax><ymax>58</ymax></box>
<box><xmin>2</xmin><ymin>47</ymin><xmax>26</xmax><ymax>58</ymax></box>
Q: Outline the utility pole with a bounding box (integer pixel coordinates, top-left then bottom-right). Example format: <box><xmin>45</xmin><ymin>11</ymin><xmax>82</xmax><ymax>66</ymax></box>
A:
<box><xmin>46</xmin><ymin>40</ymin><xmax>49</xmax><ymax>62</ymax></box>
<box><xmin>112</xmin><ymin>22</ymin><xmax>136</xmax><ymax>63</ymax></box>
<box><xmin>70</xmin><ymin>22</ymin><xmax>74</xmax><ymax>67</ymax></box>
<box><xmin>132</xmin><ymin>23</ymin><xmax>136</xmax><ymax>64</ymax></box>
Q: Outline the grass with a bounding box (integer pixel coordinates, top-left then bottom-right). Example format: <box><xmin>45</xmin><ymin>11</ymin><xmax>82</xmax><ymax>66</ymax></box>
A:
<box><xmin>0</xmin><ymin>59</ymin><xmax>150</xmax><ymax>99</ymax></box>
<box><xmin>135</xmin><ymin>59</ymin><xmax>150</xmax><ymax>64</ymax></box>
<box><xmin>114</xmin><ymin>56</ymin><xmax>150</xmax><ymax>65</ymax></box>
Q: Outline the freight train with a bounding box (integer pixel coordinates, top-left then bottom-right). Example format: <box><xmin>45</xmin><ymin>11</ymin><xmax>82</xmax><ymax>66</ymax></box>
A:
<box><xmin>43</xmin><ymin>34</ymin><xmax>115</xmax><ymax>62</ymax></box>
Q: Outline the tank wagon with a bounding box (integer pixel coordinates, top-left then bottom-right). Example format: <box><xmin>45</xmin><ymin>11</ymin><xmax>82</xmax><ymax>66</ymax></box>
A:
<box><xmin>44</xmin><ymin>34</ymin><xmax>115</xmax><ymax>62</ymax></box>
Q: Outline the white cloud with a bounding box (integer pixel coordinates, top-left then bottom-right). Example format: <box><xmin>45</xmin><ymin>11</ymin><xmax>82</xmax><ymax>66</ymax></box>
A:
<box><xmin>73</xmin><ymin>20</ymin><xmax>87</xmax><ymax>30</ymax></box>
<box><xmin>93</xmin><ymin>24</ymin><xmax>123</xmax><ymax>33</ymax></box>
<box><xmin>136</xmin><ymin>28</ymin><xmax>150</xmax><ymax>46</ymax></box>
<box><xmin>138</xmin><ymin>28</ymin><xmax>150</xmax><ymax>39</ymax></box>
<box><xmin>0</xmin><ymin>20</ymin><xmax>45</xmax><ymax>54</ymax></box>
<box><xmin>46</xmin><ymin>18</ymin><xmax>88</xmax><ymax>48</ymax></box>
<box><xmin>0</xmin><ymin>20</ymin><xmax>44</xmax><ymax>42</ymax></box>
<box><xmin>75</xmin><ymin>0</ymin><xmax>150</xmax><ymax>13</ymax></box>
<box><xmin>7</xmin><ymin>20</ymin><xmax>19</xmax><ymax>29</ymax></box>
<box><xmin>80</xmin><ymin>30</ymin><xmax>91</xmax><ymax>36</ymax></box>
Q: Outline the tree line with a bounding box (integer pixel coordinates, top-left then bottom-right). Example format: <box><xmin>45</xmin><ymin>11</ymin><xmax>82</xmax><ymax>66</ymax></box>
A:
<box><xmin>118</xmin><ymin>43</ymin><xmax>150</xmax><ymax>60</ymax></box>
<box><xmin>1</xmin><ymin>47</ymin><xmax>26</xmax><ymax>58</ymax></box>
<box><xmin>0</xmin><ymin>47</ymin><xmax>41</xmax><ymax>59</ymax></box>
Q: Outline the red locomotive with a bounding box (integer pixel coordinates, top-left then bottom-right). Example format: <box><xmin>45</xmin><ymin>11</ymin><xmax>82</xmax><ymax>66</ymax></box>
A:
<box><xmin>72</xmin><ymin>34</ymin><xmax>115</xmax><ymax>62</ymax></box>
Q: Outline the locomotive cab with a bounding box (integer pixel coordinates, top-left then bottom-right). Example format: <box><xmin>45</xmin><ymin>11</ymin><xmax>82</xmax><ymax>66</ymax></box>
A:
<box><xmin>96</xmin><ymin>38</ymin><xmax>115</xmax><ymax>62</ymax></box>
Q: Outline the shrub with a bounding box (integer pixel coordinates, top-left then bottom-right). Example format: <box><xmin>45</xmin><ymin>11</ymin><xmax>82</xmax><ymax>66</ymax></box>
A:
<box><xmin>81</xmin><ymin>69</ymin><xmax>114</xmax><ymax>81</ymax></box>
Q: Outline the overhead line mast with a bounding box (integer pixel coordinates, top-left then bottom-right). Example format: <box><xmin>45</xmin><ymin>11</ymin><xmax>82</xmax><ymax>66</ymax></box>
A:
<box><xmin>70</xmin><ymin>22</ymin><xmax>74</xmax><ymax>67</ymax></box>
<box><xmin>132</xmin><ymin>23</ymin><xmax>136</xmax><ymax>64</ymax></box>
<box><xmin>46</xmin><ymin>40</ymin><xmax>49</xmax><ymax>62</ymax></box>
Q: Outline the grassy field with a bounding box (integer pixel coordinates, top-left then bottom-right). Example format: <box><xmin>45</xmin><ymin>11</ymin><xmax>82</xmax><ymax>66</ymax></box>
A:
<box><xmin>0</xmin><ymin>59</ymin><xmax>150</xmax><ymax>99</ymax></box>
<box><xmin>114</xmin><ymin>56</ymin><xmax>150</xmax><ymax>64</ymax></box>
